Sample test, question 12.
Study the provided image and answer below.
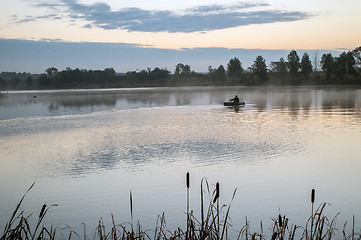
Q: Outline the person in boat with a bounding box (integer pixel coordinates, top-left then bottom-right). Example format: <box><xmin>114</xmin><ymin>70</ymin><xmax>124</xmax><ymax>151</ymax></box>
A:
<box><xmin>229</xmin><ymin>95</ymin><xmax>240</xmax><ymax>103</ymax></box>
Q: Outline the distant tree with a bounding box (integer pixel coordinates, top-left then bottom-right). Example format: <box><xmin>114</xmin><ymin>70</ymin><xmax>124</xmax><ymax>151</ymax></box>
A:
<box><xmin>321</xmin><ymin>53</ymin><xmax>335</xmax><ymax>79</ymax></box>
<box><xmin>215</xmin><ymin>65</ymin><xmax>226</xmax><ymax>82</ymax></box>
<box><xmin>0</xmin><ymin>77</ymin><xmax>7</xmax><ymax>90</ymax></box>
<box><xmin>149</xmin><ymin>67</ymin><xmax>170</xmax><ymax>79</ymax></box>
<box><xmin>287</xmin><ymin>50</ymin><xmax>300</xmax><ymax>76</ymax></box>
<box><xmin>352</xmin><ymin>46</ymin><xmax>361</xmax><ymax>72</ymax></box>
<box><xmin>270</xmin><ymin>57</ymin><xmax>288</xmax><ymax>74</ymax></box>
<box><xmin>104</xmin><ymin>68</ymin><xmax>116</xmax><ymax>75</ymax></box>
<box><xmin>45</xmin><ymin>67</ymin><xmax>58</xmax><ymax>76</ymax></box>
<box><xmin>9</xmin><ymin>77</ymin><xmax>21</xmax><ymax>89</ymax></box>
<box><xmin>208</xmin><ymin>66</ymin><xmax>214</xmax><ymax>74</ymax></box>
<box><xmin>269</xmin><ymin>57</ymin><xmax>288</xmax><ymax>84</ymax></box>
<box><xmin>103</xmin><ymin>68</ymin><xmax>116</xmax><ymax>80</ymax></box>
<box><xmin>175</xmin><ymin>63</ymin><xmax>191</xmax><ymax>76</ymax></box>
<box><xmin>183</xmin><ymin>65</ymin><xmax>191</xmax><ymax>75</ymax></box>
<box><xmin>335</xmin><ymin>52</ymin><xmax>356</xmax><ymax>79</ymax></box>
<box><xmin>345</xmin><ymin>51</ymin><xmax>357</xmax><ymax>75</ymax></box>
<box><xmin>300</xmin><ymin>53</ymin><xmax>313</xmax><ymax>79</ymax></box>
<box><xmin>252</xmin><ymin>55</ymin><xmax>268</xmax><ymax>82</ymax></box>
<box><xmin>208</xmin><ymin>65</ymin><xmax>226</xmax><ymax>82</ymax></box>
<box><xmin>216</xmin><ymin>65</ymin><xmax>226</xmax><ymax>76</ymax></box>
<box><xmin>227</xmin><ymin>57</ymin><xmax>243</xmax><ymax>79</ymax></box>
<box><xmin>175</xmin><ymin>64</ymin><xmax>181</xmax><ymax>75</ymax></box>
<box><xmin>26</xmin><ymin>76</ymin><xmax>33</xmax><ymax>88</ymax></box>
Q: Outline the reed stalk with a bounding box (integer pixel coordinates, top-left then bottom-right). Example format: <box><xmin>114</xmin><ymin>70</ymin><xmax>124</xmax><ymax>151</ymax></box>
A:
<box><xmin>214</xmin><ymin>182</ymin><xmax>220</xmax><ymax>238</ymax></box>
<box><xmin>352</xmin><ymin>215</ymin><xmax>355</xmax><ymax>240</ymax></box>
<box><xmin>186</xmin><ymin>172</ymin><xmax>190</xmax><ymax>240</ymax></box>
<box><xmin>200</xmin><ymin>178</ymin><xmax>205</xmax><ymax>239</ymax></box>
<box><xmin>2</xmin><ymin>179</ymin><xmax>361</xmax><ymax>240</ymax></box>
<box><xmin>2</xmin><ymin>182</ymin><xmax>35</xmax><ymax>238</ymax></box>
<box><xmin>220</xmin><ymin>188</ymin><xmax>237</xmax><ymax>240</ymax></box>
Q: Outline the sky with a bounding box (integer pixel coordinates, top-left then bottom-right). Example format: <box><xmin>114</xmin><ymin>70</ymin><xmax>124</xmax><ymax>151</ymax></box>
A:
<box><xmin>0</xmin><ymin>0</ymin><xmax>360</xmax><ymax>73</ymax></box>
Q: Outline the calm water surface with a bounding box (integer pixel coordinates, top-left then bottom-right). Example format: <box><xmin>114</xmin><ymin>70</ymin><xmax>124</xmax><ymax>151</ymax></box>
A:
<box><xmin>1</xmin><ymin>86</ymin><xmax>361</xmax><ymax>237</ymax></box>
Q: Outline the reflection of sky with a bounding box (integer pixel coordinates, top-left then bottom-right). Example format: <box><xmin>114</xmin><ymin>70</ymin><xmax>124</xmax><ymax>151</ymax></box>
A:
<box><xmin>1</xmin><ymin>87</ymin><xmax>361</xmax><ymax>237</ymax></box>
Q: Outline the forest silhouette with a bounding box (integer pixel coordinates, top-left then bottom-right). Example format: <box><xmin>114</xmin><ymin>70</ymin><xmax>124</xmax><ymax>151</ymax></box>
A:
<box><xmin>1</xmin><ymin>48</ymin><xmax>360</xmax><ymax>91</ymax></box>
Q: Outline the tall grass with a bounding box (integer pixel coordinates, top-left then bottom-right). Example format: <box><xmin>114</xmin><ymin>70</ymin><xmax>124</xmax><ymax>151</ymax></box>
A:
<box><xmin>1</xmin><ymin>176</ymin><xmax>361</xmax><ymax>240</ymax></box>
<box><xmin>1</xmin><ymin>182</ymin><xmax>59</xmax><ymax>240</ymax></box>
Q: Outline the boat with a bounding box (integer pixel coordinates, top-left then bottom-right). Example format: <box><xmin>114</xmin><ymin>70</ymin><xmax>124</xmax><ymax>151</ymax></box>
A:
<box><xmin>223</xmin><ymin>101</ymin><xmax>245</xmax><ymax>106</ymax></box>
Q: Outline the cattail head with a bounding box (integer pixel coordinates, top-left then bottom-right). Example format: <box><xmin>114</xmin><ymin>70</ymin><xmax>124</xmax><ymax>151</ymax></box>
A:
<box><xmin>130</xmin><ymin>190</ymin><xmax>133</xmax><ymax>219</ymax></box>
<box><xmin>39</xmin><ymin>203</ymin><xmax>46</xmax><ymax>218</ymax></box>
<box><xmin>186</xmin><ymin>172</ymin><xmax>190</xmax><ymax>189</ymax></box>
<box><xmin>213</xmin><ymin>182</ymin><xmax>219</xmax><ymax>203</ymax></box>
<box><xmin>311</xmin><ymin>189</ymin><xmax>315</xmax><ymax>203</ymax></box>
<box><xmin>278</xmin><ymin>214</ymin><xmax>282</xmax><ymax>228</ymax></box>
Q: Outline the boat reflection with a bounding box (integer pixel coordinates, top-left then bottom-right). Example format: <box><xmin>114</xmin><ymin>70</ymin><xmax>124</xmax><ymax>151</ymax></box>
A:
<box><xmin>226</xmin><ymin>105</ymin><xmax>244</xmax><ymax>113</ymax></box>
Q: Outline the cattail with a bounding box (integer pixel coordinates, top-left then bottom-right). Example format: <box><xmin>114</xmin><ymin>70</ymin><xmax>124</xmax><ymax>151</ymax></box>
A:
<box><xmin>213</xmin><ymin>182</ymin><xmax>219</xmax><ymax>203</ymax></box>
<box><xmin>39</xmin><ymin>203</ymin><xmax>46</xmax><ymax>218</ymax></box>
<box><xmin>278</xmin><ymin>214</ymin><xmax>282</xmax><ymax>228</ymax></box>
<box><xmin>310</xmin><ymin>189</ymin><xmax>316</xmax><ymax>239</ymax></box>
<box><xmin>311</xmin><ymin>189</ymin><xmax>315</xmax><ymax>203</ymax></box>
<box><xmin>186</xmin><ymin>172</ymin><xmax>190</xmax><ymax>239</ymax></box>
<box><xmin>130</xmin><ymin>190</ymin><xmax>133</xmax><ymax>220</ymax></box>
<box><xmin>271</xmin><ymin>232</ymin><xmax>278</xmax><ymax>240</ymax></box>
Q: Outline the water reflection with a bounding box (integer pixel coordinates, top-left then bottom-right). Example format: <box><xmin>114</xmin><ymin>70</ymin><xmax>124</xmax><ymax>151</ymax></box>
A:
<box><xmin>61</xmin><ymin>139</ymin><xmax>287</xmax><ymax>176</ymax></box>
<box><xmin>1</xmin><ymin>86</ymin><xmax>361</xmax><ymax>237</ymax></box>
<box><xmin>1</xmin><ymin>87</ymin><xmax>361</xmax><ymax>120</ymax></box>
<box><xmin>225</xmin><ymin>105</ymin><xmax>245</xmax><ymax>113</ymax></box>
<box><xmin>321</xmin><ymin>90</ymin><xmax>357</xmax><ymax>110</ymax></box>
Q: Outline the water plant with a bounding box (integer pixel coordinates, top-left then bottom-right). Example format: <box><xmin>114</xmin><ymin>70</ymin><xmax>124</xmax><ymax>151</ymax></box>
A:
<box><xmin>1</xmin><ymin>177</ymin><xmax>361</xmax><ymax>240</ymax></box>
<box><xmin>1</xmin><ymin>182</ymin><xmax>58</xmax><ymax>240</ymax></box>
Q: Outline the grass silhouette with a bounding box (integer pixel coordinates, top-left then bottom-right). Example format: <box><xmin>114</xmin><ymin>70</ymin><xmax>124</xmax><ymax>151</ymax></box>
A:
<box><xmin>1</xmin><ymin>175</ymin><xmax>360</xmax><ymax>240</ymax></box>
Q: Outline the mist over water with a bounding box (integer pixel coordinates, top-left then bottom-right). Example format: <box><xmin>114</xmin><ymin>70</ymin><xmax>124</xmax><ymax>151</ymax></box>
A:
<box><xmin>1</xmin><ymin>86</ymin><xmax>361</xmax><ymax>237</ymax></box>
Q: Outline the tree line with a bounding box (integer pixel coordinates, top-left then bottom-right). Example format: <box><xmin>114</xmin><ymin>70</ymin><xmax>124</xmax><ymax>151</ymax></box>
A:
<box><xmin>1</xmin><ymin>47</ymin><xmax>360</xmax><ymax>90</ymax></box>
<box><xmin>208</xmin><ymin>47</ymin><xmax>361</xmax><ymax>85</ymax></box>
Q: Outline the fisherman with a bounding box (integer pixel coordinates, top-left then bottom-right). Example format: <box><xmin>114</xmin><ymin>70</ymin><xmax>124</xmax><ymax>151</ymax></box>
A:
<box><xmin>229</xmin><ymin>95</ymin><xmax>239</xmax><ymax>103</ymax></box>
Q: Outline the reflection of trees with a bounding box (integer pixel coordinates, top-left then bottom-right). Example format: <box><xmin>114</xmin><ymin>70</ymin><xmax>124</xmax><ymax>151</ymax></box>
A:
<box><xmin>288</xmin><ymin>90</ymin><xmax>312</xmax><ymax>117</ymax></box>
<box><xmin>2</xmin><ymin>87</ymin><xmax>361</xmax><ymax>120</ymax></box>
<box><xmin>254</xmin><ymin>97</ymin><xmax>267</xmax><ymax>111</ymax></box>
<box><xmin>240</xmin><ymin>87</ymin><xmax>360</xmax><ymax>117</ymax></box>
<box><xmin>289</xmin><ymin>93</ymin><xmax>300</xmax><ymax>117</ymax></box>
<box><xmin>321</xmin><ymin>90</ymin><xmax>356</xmax><ymax>111</ymax></box>
<box><xmin>125</xmin><ymin>91</ymin><xmax>171</xmax><ymax>106</ymax></box>
<box><xmin>47</xmin><ymin>94</ymin><xmax>117</xmax><ymax>111</ymax></box>
<box><xmin>51</xmin><ymin>97</ymin><xmax>116</xmax><ymax>108</ymax></box>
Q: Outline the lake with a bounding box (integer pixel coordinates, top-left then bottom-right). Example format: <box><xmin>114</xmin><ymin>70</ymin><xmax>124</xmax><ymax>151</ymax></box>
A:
<box><xmin>0</xmin><ymin>86</ymin><xmax>361</xmax><ymax>238</ymax></box>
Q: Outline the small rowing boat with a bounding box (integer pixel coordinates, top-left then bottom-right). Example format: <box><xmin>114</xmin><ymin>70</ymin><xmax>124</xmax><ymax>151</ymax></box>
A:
<box><xmin>223</xmin><ymin>101</ymin><xmax>245</xmax><ymax>106</ymax></box>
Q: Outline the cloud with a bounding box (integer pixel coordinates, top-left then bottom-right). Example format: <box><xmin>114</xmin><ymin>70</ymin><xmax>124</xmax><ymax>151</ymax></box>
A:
<box><xmin>1</xmin><ymin>38</ymin><xmax>340</xmax><ymax>74</ymax></box>
<box><xmin>13</xmin><ymin>13</ymin><xmax>62</xmax><ymax>24</ymax></box>
<box><xmin>26</xmin><ymin>0</ymin><xmax>311</xmax><ymax>33</ymax></box>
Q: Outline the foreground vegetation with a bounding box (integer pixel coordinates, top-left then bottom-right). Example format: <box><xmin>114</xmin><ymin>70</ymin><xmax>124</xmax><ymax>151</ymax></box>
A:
<box><xmin>0</xmin><ymin>47</ymin><xmax>360</xmax><ymax>90</ymax></box>
<box><xmin>1</xmin><ymin>174</ymin><xmax>360</xmax><ymax>240</ymax></box>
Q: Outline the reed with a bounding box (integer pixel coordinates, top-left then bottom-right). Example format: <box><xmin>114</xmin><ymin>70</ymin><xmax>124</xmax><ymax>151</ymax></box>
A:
<box><xmin>2</xmin><ymin>179</ymin><xmax>361</xmax><ymax>240</ymax></box>
<box><xmin>130</xmin><ymin>190</ymin><xmax>133</xmax><ymax>234</ymax></box>
<box><xmin>310</xmin><ymin>189</ymin><xmax>315</xmax><ymax>240</ymax></box>
<box><xmin>186</xmin><ymin>172</ymin><xmax>190</xmax><ymax>240</ymax></box>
